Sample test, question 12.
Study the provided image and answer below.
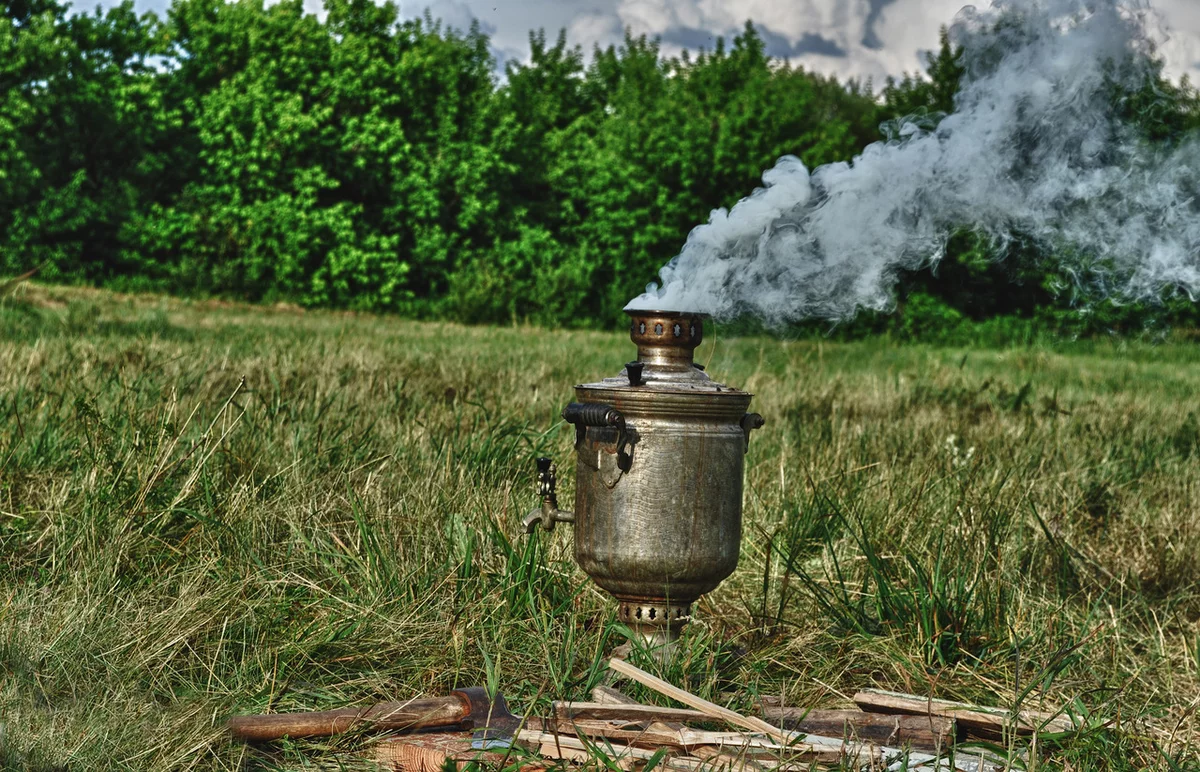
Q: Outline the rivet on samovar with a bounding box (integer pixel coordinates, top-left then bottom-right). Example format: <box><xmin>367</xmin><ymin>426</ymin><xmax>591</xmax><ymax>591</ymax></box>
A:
<box><xmin>524</xmin><ymin>309</ymin><xmax>764</xmax><ymax>652</ymax></box>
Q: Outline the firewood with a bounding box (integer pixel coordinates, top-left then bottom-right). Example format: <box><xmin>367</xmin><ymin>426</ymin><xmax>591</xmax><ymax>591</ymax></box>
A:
<box><xmin>690</xmin><ymin>744</ymin><xmax>769</xmax><ymax>771</ymax></box>
<box><xmin>592</xmin><ymin>684</ymin><xmax>687</xmax><ymax>733</ymax></box>
<box><xmin>592</xmin><ymin>685</ymin><xmax>640</xmax><ymax>706</ymax></box>
<box><xmin>598</xmin><ymin>687</ymin><xmax>773</xmax><ymax>772</ymax></box>
<box><xmin>759</xmin><ymin>707</ymin><xmax>954</xmax><ymax>750</ymax></box>
<box><xmin>607</xmin><ymin>658</ymin><xmax>793</xmax><ymax>744</ymax></box>
<box><xmin>548</xmin><ymin>718</ymin><xmax>849</xmax><ymax>763</ymax></box>
<box><xmin>853</xmin><ymin>689</ymin><xmax>1075</xmax><ymax>738</ymax></box>
<box><xmin>374</xmin><ymin>731</ymin><xmax>543</xmax><ymax>772</ymax></box>
<box><xmin>555</xmin><ymin>701</ymin><xmax>715</xmax><ymax>724</ymax></box>
<box><xmin>519</xmin><ymin>729</ymin><xmax>662</xmax><ymax>761</ymax></box>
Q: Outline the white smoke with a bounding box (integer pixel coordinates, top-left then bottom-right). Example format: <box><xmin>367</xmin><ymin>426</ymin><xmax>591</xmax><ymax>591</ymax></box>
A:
<box><xmin>629</xmin><ymin>0</ymin><xmax>1200</xmax><ymax>324</ymax></box>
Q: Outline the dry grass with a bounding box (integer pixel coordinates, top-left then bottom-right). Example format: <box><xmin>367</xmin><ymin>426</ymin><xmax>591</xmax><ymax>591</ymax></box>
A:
<box><xmin>1</xmin><ymin>283</ymin><xmax>1198</xmax><ymax>771</ymax></box>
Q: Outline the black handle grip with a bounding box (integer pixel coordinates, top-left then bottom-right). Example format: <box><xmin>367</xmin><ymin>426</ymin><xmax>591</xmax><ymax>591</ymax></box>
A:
<box><xmin>562</xmin><ymin>402</ymin><xmax>624</xmax><ymax>429</ymax></box>
<box><xmin>563</xmin><ymin>402</ymin><xmax>632</xmax><ymax>471</ymax></box>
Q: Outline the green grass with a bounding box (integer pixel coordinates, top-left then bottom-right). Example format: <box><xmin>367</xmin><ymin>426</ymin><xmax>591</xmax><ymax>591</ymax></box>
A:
<box><xmin>1</xmin><ymin>283</ymin><xmax>1199</xmax><ymax>771</ymax></box>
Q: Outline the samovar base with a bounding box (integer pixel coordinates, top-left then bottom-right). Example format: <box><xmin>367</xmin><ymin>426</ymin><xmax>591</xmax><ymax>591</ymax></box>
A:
<box><xmin>617</xmin><ymin>599</ymin><xmax>691</xmax><ymax>655</ymax></box>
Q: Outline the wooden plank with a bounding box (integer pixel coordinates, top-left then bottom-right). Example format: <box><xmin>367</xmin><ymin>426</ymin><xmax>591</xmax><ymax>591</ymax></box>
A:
<box><xmin>759</xmin><ymin>707</ymin><xmax>954</xmax><ymax>749</ymax></box>
<box><xmin>853</xmin><ymin>689</ymin><xmax>1074</xmax><ymax>738</ymax></box>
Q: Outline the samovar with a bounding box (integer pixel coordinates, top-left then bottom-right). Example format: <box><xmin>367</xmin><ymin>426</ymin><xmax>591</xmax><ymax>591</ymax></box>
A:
<box><xmin>524</xmin><ymin>309</ymin><xmax>764</xmax><ymax>648</ymax></box>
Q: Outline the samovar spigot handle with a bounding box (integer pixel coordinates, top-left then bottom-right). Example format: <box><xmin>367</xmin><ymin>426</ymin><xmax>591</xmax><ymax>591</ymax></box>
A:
<box><xmin>523</xmin><ymin>457</ymin><xmax>575</xmax><ymax>533</ymax></box>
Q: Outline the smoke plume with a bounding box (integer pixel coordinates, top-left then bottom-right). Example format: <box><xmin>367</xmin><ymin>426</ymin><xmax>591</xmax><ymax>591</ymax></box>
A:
<box><xmin>628</xmin><ymin>0</ymin><xmax>1200</xmax><ymax>324</ymax></box>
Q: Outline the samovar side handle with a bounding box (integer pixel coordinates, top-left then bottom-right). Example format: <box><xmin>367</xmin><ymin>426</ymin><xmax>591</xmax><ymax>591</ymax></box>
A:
<box><xmin>740</xmin><ymin>413</ymin><xmax>765</xmax><ymax>452</ymax></box>
<box><xmin>561</xmin><ymin>402</ymin><xmax>631</xmax><ymax>469</ymax></box>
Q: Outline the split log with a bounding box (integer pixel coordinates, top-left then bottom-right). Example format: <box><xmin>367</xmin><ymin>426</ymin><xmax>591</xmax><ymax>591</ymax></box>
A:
<box><xmin>759</xmin><ymin>707</ymin><xmax>954</xmax><ymax>750</ymax></box>
<box><xmin>853</xmin><ymin>689</ymin><xmax>1075</xmax><ymax>738</ymax></box>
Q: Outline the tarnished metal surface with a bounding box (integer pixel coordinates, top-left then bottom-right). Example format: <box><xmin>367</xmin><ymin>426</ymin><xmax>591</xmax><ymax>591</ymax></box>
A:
<box><xmin>561</xmin><ymin>309</ymin><xmax>763</xmax><ymax>647</ymax></box>
<box><xmin>572</xmin><ymin>410</ymin><xmax>747</xmax><ymax>600</ymax></box>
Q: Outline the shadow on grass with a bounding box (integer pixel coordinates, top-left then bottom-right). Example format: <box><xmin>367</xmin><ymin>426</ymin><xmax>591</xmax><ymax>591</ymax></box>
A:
<box><xmin>0</xmin><ymin>299</ymin><xmax>193</xmax><ymax>343</ymax></box>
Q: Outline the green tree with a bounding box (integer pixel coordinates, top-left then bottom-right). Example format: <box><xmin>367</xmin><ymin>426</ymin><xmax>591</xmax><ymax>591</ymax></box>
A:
<box><xmin>0</xmin><ymin>0</ymin><xmax>167</xmax><ymax>283</ymax></box>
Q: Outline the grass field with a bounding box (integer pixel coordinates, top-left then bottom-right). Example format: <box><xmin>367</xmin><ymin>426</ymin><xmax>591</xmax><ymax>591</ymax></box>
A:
<box><xmin>2</xmin><ymin>283</ymin><xmax>1199</xmax><ymax>771</ymax></box>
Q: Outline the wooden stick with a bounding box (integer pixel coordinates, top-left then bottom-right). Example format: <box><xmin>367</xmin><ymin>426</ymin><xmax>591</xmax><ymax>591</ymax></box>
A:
<box><xmin>592</xmin><ymin>685</ymin><xmax>641</xmax><ymax>706</ymax></box>
<box><xmin>554</xmin><ymin>701</ymin><xmax>714</xmax><ymax>724</ymax></box>
<box><xmin>759</xmin><ymin>707</ymin><xmax>954</xmax><ymax>750</ymax></box>
<box><xmin>529</xmin><ymin>731</ymin><xmax>833</xmax><ymax>772</ymax></box>
<box><xmin>592</xmin><ymin>687</ymin><xmax>770</xmax><ymax>772</ymax></box>
<box><xmin>549</xmin><ymin>718</ymin><xmax>848</xmax><ymax>761</ymax></box>
<box><xmin>229</xmin><ymin>696</ymin><xmax>469</xmax><ymax>741</ymax></box>
<box><xmin>853</xmin><ymin>689</ymin><xmax>1074</xmax><ymax>738</ymax></box>
<box><xmin>607</xmin><ymin>658</ymin><xmax>792</xmax><ymax>744</ymax></box>
<box><xmin>592</xmin><ymin>684</ymin><xmax>687</xmax><ymax>733</ymax></box>
<box><xmin>519</xmin><ymin>729</ymin><xmax>662</xmax><ymax>760</ymax></box>
<box><xmin>690</xmin><ymin>745</ymin><xmax>769</xmax><ymax>772</ymax></box>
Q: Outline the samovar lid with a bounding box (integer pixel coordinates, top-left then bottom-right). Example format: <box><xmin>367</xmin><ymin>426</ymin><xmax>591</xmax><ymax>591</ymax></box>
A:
<box><xmin>574</xmin><ymin>310</ymin><xmax>750</xmax><ymax>402</ymax></box>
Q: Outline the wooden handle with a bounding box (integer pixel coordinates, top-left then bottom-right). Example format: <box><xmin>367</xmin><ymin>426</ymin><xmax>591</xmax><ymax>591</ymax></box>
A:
<box><xmin>229</xmin><ymin>694</ymin><xmax>468</xmax><ymax>741</ymax></box>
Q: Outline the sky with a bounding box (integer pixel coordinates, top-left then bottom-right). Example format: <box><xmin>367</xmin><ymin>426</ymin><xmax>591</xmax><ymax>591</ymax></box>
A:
<box><xmin>77</xmin><ymin>0</ymin><xmax>1200</xmax><ymax>86</ymax></box>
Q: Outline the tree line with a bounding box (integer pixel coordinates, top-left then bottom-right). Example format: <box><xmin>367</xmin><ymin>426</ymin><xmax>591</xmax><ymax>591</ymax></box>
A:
<box><xmin>3</xmin><ymin>0</ymin><xmax>1199</xmax><ymax>336</ymax></box>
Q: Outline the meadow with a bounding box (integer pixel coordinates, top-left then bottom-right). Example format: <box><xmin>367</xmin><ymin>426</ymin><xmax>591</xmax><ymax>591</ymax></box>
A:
<box><xmin>1</xmin><ymin>283</ymin><xmax>1199</xmax><ymax>770</ymax></box>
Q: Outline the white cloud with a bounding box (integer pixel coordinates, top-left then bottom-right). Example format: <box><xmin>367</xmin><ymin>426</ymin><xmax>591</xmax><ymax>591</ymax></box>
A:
<box><xmin>555</xmin><ymin>0</ymin><xmax>1200</xmax><ymax>85</ymax></box>
<box><xmin>1152</xmin><ymin>0</ymin><xmax>1200</xmax><ymax>82</ymax></box>
<box><xmin>406</xmin><ymin>0</ymin><xmax>484</xmax><ymax>32</ymax></box>
<box><xmin>566</xmin><ymin>10</ymin><xmax>623</xmax><ymax>51</ymax></box>
<box><xmin>70</xmin><ymin>0</ymin><xmax>1200</xmax><ymax>84</ymax></box>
